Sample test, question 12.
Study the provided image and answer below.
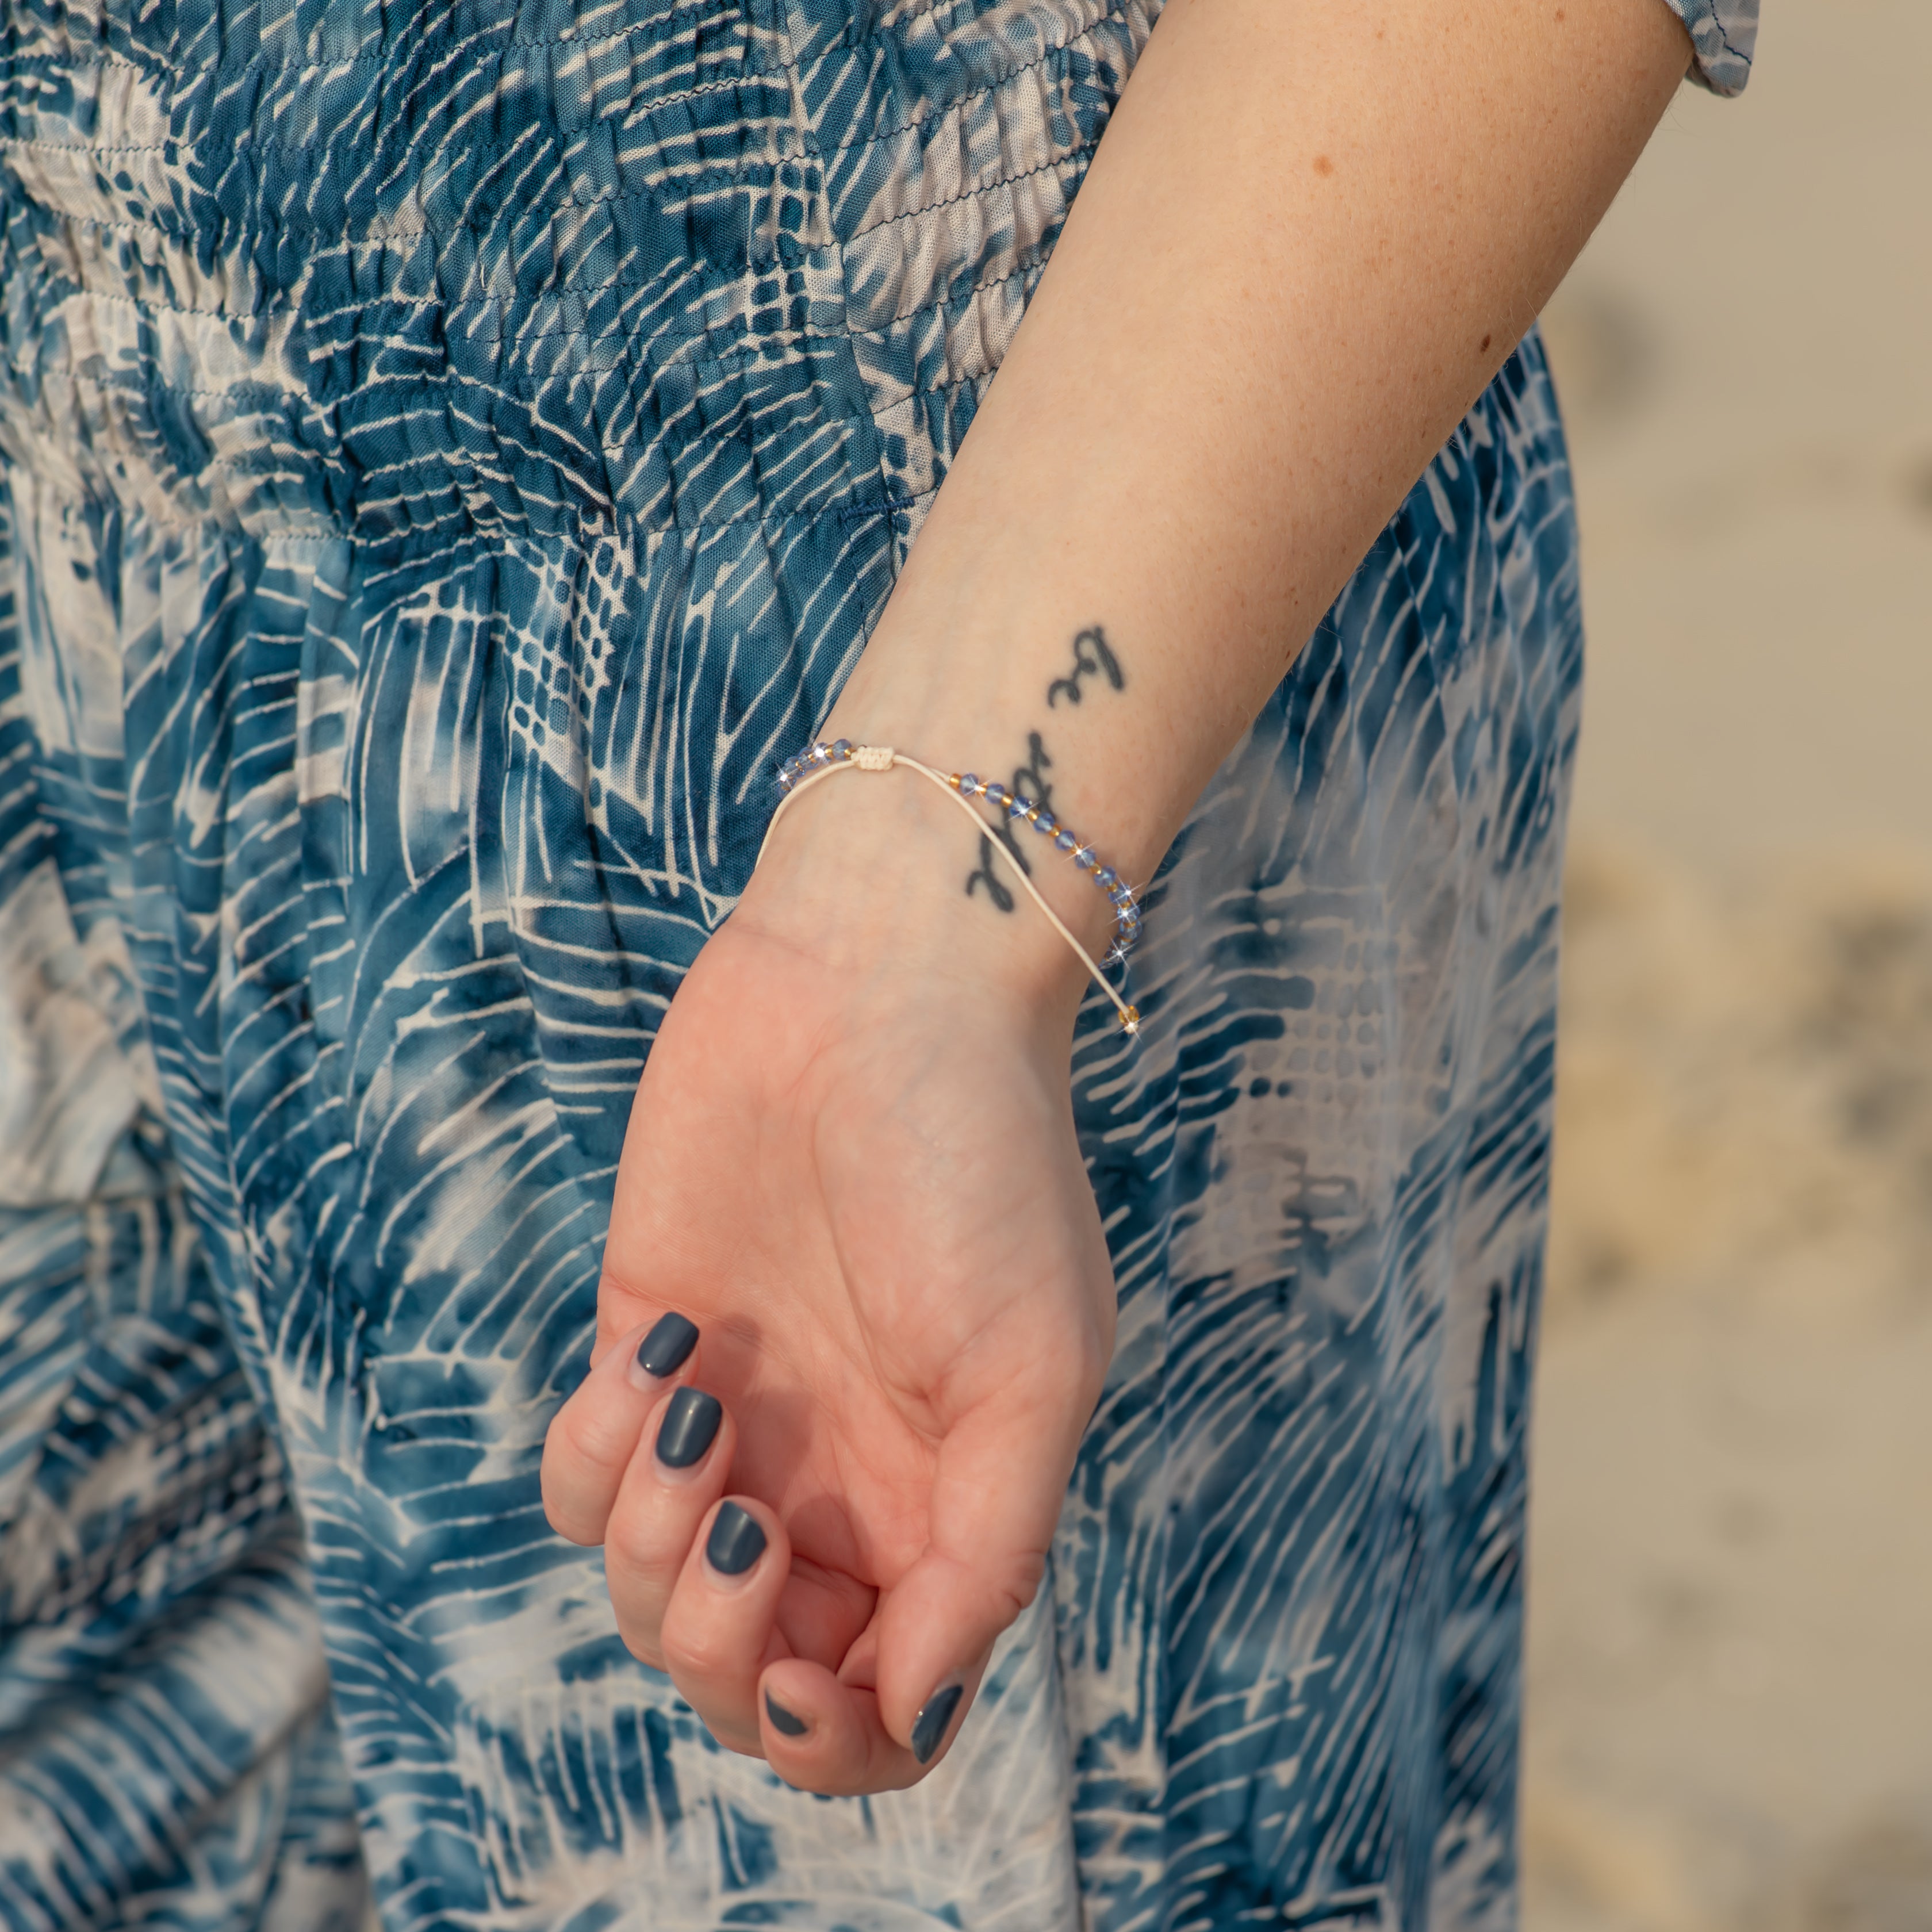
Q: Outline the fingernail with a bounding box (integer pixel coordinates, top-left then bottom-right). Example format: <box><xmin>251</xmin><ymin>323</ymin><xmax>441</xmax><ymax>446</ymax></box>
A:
<box><xmin>706</xmin><ymin>1502</ymin><xmax>766</xmax><ymax>1577</ymax></box>
<box><xmin>910</xmin><ymin>1683</ymin><xmax>963</xmax><ymax>1765</ymax></box>
<box><xmin>764</xmin><ymin>1693</ymin><xmax>809</xmax><ymax>1738</ymax></box>
<box><xmin>636</xmin><ymin>1312</ymin><xmax>699</xmax><ymax>1379</ymax></box>
<box><xmin>655</xmin><ymin>1388</ymin><xmax>722</xmax><ymax>1470</ymax></box>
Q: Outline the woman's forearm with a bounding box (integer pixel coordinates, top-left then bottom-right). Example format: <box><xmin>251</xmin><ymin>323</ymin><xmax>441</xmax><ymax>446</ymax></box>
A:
<box><xmin>780</xmin><ymin>0</ymin><xmax>1688</xmax><ymax>973</ymax></box>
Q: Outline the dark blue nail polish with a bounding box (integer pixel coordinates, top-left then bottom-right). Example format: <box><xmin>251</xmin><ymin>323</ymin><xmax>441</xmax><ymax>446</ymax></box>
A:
<box><xmin>764</xmin><ymin>1693</ymin><xmax>808</xmax><ymax>1738</ymax></box>
<box><xmin>655</xmin><ymin>1388</ymin><xmax>720</xmax><ymax>1469</ymax></box>
<box><xmin>637</xmin><ymin>1312</ymin><xmax>699</xmax><ymax>1379</ymax></box>
<box><xmin>706</xmin><ymin>1502</ymin><xmax>766</xmax><ymax>1577</ymax></box>
<box><xmin>910</xmin><ymin>1683</ymin><xmax>963</xmax><ymax>1764</ymax></box>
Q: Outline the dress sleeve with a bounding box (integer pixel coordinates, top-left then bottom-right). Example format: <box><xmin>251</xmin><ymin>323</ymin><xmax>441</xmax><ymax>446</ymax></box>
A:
<box><xmin>1660</xmin><ymin>0</ymin><xmax>1758</xmax><ymax>96</ymax></box>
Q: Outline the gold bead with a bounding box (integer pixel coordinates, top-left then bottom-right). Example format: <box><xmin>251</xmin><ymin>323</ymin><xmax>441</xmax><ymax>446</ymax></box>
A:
<box><xmin>1121</xmin><ymin>1006</ymin><xmax>1141</xmax><ymax>1034</ymax></box>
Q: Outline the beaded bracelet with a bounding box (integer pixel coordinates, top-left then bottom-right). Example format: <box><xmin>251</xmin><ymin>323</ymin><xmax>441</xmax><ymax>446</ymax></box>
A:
<box><xmin>762</xmin><ymin>738</ymin><xmax>1144</xmax><ymax>1036</ymax></box>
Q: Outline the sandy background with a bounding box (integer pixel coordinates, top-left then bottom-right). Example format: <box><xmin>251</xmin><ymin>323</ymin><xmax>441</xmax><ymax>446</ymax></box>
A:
<box><xmin>1524</xmin><ymin>1</ymin><xmax>1932</xmax><ymax>1926</ymax></box>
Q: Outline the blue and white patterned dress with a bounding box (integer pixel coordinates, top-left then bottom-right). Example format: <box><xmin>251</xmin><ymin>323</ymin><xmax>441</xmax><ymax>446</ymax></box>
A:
<box><xmin>0</xmin><ymin>0</ymin><xmax>1754</xmax><ymax>1925</ymax></box>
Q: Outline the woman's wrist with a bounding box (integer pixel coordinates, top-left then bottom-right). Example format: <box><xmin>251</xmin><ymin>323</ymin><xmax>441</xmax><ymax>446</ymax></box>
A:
<box><xmin>813</xmin><ymin>595</ymin><xmax>1181</xmax><ymax>908</ymax></box>
<box><xmin>821</xmin><ymin>611</ymin><xmax>1181</xmax><ymax>896</ymax></box>
<box><xmin>735</xmin><ymin>741</ymin><xmax>1114</xmax><ymax>1038</ymax></box>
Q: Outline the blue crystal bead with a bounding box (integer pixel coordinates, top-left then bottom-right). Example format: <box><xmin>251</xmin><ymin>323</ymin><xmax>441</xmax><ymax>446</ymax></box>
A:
<box><xmin>830</xmin><ymin>738</ymin><xmax>853</xmax><ymax>760</ymax></box>
<box><xmin>959</xmin><ymin>772</ymin><xmax>979</xmax><ymax>795</ymax></box>
<box><xmin>1073</xmin><ymin>846</ymin><xmax>1095</xmax><ymax>868</ymax></box>
<box><xmin>1110</xmin><ymin>886</ymin><xmax>1132</xmax><ymax>906</ymax></box>
<box><xmin>1033</xmin><ymin>811</ymin><xmax>1057</xmax><ymax>836</ymax></box>
<box><xmin>986</xmin><ymin>784</ymin><xmax>1007</xmax><ymax>806</ymax></box>
<box><xmin>1094</xmin><ymin>867</ymin><xmax>1117</xmax><ymax>891</ymax></box>
<box><xmin>1053</xmin><ymin>829</ymin><xmax>1075</xmax><ymax>852</ymax></box>
<box><xmin>1007</xmin><ymin>796</ymin><xmax>1029</xmax><ymax>819</ymax></box>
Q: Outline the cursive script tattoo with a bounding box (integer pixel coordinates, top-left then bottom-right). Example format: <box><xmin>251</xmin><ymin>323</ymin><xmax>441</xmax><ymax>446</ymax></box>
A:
<box><xmin>1012</xmin><ymin>730</ymin><xmax>1055</xmax><ymax>803</ymax></box>
<box><xmin>1045</xmin><ymin>625</ymin><xmax>1124</xmax><ymax>708</ymax></box>
<box><xmin>964</xmin><ymin>835</ymin><xmax>1017</xmax><ymax>911</ymax></box>
<box><xmin>965</xmin><ymin>633</ymin><xmax>1128</xmax><ymax>911</ymax></box>
<box><xmin>965</xmin><ymin>731</ymin><xmax>1059</xmax><ymax>909</ymax></box>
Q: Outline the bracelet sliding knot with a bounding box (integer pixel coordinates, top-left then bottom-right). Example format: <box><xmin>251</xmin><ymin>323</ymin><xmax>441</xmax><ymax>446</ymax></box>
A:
<box><xmin>762</xmin><ymin>739</ymin><xmax>1145</xmax><ymax>1038</ymax></box>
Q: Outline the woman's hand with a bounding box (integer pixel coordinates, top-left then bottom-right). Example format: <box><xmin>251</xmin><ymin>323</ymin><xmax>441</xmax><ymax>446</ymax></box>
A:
<box><xmin>539</xmin><ymin>775</ymin><xmax>1117</xmax><ymax>1793</ymax></box>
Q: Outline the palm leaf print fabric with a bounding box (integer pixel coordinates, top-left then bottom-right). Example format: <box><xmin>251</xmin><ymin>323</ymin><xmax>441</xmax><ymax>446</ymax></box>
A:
<box><xmin>0</xmin><ymin>0</ymin><xmax>1752</xmax><ymax>1926</ymax></box>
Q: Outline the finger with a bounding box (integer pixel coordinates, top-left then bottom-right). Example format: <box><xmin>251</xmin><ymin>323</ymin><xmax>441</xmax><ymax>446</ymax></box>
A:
<box><xmin>753</xmin><ymin>1653</ymin><xmax>989</xmax><ymax>1797</ymax></box>
<box><xmin>773</xmin><ymin>1556</ymin><xmax>878</xmax><ymax>1672</ymax></box>
<box><xmin>590</xmin><ymin>1267</ymin><xmax>691</xmax><ymax>1366</ymax></box>
<box><xmin>872</xmin><ymin>1385</ymin><xmax>1079</xmax><ymax>1769</ymax></box>
<box><xmin>659</xmin><ymin>1497</ymin><xmax>792</xmax><ymax>1753</ymax></box>
<box><xmin>541</xmin><ymin>1310</ymin><xmax>705</xmax><ymax>1545</ymax></box>
<box><xmin>602</xmin><ymin>1386</ymin><xmax>737</xmax><ymax>1665</ymax></box>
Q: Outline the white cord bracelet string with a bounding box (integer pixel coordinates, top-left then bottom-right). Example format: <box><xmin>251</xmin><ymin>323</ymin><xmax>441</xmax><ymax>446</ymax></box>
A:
<box><xmin>758</xmin><ymin>740</ymin><xmax>1143</xmax><ymax>1036</ymax></box>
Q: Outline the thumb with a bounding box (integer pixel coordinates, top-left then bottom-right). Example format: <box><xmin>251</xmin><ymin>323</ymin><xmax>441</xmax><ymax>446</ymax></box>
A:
<box><xmin>872</xmin><ymin>1384</ymin><xmax>1083</xmax><ymax>1768</ymax></box>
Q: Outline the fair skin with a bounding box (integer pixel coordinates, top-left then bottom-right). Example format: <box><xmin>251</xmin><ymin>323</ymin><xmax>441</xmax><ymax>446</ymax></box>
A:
<box><xmin>541</xmin><ymin>0</ymin><xmax>1693</xmax><ymax>1797</ymax></box>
